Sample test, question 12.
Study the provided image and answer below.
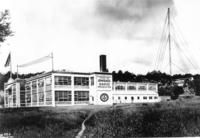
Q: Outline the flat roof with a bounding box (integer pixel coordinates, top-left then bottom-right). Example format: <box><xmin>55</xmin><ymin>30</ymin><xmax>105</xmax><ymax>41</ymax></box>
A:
<box><xmin>25</xmin><ymin>70</ymin><xmax>112</xmax><ymax>81</ymax></box>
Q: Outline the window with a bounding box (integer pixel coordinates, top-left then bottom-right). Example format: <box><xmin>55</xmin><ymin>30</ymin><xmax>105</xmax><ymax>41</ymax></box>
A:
<box><xmin>8</xmin><ymin>89</ymin><xmax>12</xmax><ymax>95</ymax></box>
<box><xmin>25</xmin><ymin>84</ymin><xmax>31</xmax><ymax>90</ymax></box>
<box><xmin>32</xmin><ymin>81</ymin><xmax>37</xmax><ymax>104</ymax></box>
<box><xmin>25</xmin><ymin>83</ymin><xmax>31</xmax><ymax>104</ymax></box>
<box><xmin>137</xmin><ymin>96</ymin><xmax>140</xmax><ymax>100</ymax></box>
<box><xmin>13</xmin><ymin>85</ymin><xmax>16</xmax><ymax>106</ymax></box>
<box><xmin>55</xmin><ymin>76</ymin><xmax>71</xmax><ymax>85</ymax></box>
<box><xmin>32</xmin><ymin>81</ymin><xmax>37</xmax><ymax>89</ymax></box>
<box><xmin>138</xmin><ymin>85</ymin><xmax>147</xmax><ymax>90</ymax></box>
<box><xmin>26</xmin><ymin>93</ymin><xmax>31</xmax><ymax>103</ymax></box>
<box><xmin>45</xmin><ymin>77</ymin><xmax>52</xmax><ymax>104</ymax></box>
<box><xmin>125</xmin><ymin>97</ymin><xmax>127</xmax><ymax>100</ymax></box>
<box><xmin>74</xmin><ymin>77</ymin><xmax>89</xmax><ymax>86</ymax></box>
<box><xmin>46</xmin><ymin>92</ymin><xmax>52</xmax><ymax>101</ymax></box>
<box><xmin>38</xmin><ymin>80</ymin><xmax>44</xmax><ymax>103</ymax></box>
<box><xmin>149</xmin><ymin>96</ymin><xmax>153</xmax><ymax>100</ymax></box>
<box><xmin>45</xmin><ymin>77</ymin><xmax>52</xmax><ymax>86</ymax></box>
<box><xmin>131</xmin><ymin>97</ymin><xmax>134</xmax><ymax>100</ymax></box>
<box><xmin>154</xmin><ymin>96</ymin><xmax>158</xmax><ymax>99</ymax></box>
<box><xmin>91</xmin><ymin>77</ymin><xmax>94</xmax><ymax>86</ymax></box>
<box><xmin>148</xmin><ymin>84</ymin><xmax>157</xmax><ymax>91</ymax></box>
<box><xmin>55</xmin><ymin>91</ymin><xmax>71</xmax><ymax>101</ymax></box>
<box><xmin>143</xmin><ymin>96</ymin><xmax>147</xmax><ymax>100</ymax></box>
<box><xmin>32</xmin><ymin>94</ymin><xmax>37</xmax><ymax>103</ymax></box>
<box><xmin>118</xmin><ymin>97</ymin><xmax>121</xmax><ymax>100</ymax></box>
<box><xmin>115</xmin><ymin>85</ymin><xmax>125</xmax><ymax>90</ymax></box>
<box><xmin>38</xmin><ymin>79</ymin><xmax>44</xmax><ymax>87</ymax></box>
<box><xmin>127</xmin><ymin>85</ymin><xmax>136</xmax><ymax>90</ymax></box>
<box><xmin>74</xmin><ymin>91</ymin><xmax>89</xmax><ymax>101</ymax></box>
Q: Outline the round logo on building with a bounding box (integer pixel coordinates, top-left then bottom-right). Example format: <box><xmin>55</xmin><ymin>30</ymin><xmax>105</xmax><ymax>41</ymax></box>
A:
<box><xmin>100</xmin><ymin>93</ymin><xmax>109</xmax><ymax>102</ymax></box>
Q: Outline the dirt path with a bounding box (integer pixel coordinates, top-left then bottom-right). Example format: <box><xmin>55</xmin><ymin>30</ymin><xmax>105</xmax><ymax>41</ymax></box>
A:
<box><xmin>75</xmin><ymin>112</ymin><xmax>93</xmax><ymax>138</ymax></box>
<box><xmin>75</xmin><ymin>105</ymin><xmax>111</xmax><ymax>138</ymax></box>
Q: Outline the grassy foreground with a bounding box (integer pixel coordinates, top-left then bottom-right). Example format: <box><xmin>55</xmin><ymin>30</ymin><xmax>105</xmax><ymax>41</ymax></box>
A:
<box><xmin>84</xmin><ymin>97</ymin><xmax>200</xmax><ymax>137</ymax></box>
<box><xmin>0</xmin><ymin>106</ymin><xmax>91</xmax><ymax>138</ymax></box>
<box><xmin>1</xmin><ymin>97</ymin><xmax>200</xmax><ymax>137</ymax></box>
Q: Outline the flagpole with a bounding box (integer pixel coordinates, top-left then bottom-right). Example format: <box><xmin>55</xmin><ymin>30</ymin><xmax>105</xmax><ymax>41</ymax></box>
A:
<box><xmin>10</xmin><ymin>52</ymin><xmax>12</xmax><ymax>79</ymax></box>
<box><xmin>17</xmin><ymin>64</ymin><xmax>19</xmax><ymax>78</ymax></box>
<box><xmin>51</xmin><ymin>52</ymin><xmax>54</xmax><ymax>72</ymax></box>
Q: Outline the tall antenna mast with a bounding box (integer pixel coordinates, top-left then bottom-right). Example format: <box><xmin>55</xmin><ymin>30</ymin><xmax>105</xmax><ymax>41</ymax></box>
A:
<box><xmin>168</xmin><ymin>8</ymin><xmax>172</xmax><ymax>76</ymax></box>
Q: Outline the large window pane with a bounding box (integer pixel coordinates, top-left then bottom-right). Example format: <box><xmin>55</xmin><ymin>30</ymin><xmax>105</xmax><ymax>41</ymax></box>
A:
<box><xmin>55</xmin><ymin>76</ymin><xmax>71</xmax><ymax>85</ymax></box>
<box><xmin>32</xmin><ymin>81</ymin><xmax>37</xmax><ymax>105</ymax></box>
<box><xmin>74</xmin><ymin>91</ymin><xmax>89</xmax><ymax>101</ymax></box>
<box><xmin>25</xmin><ymin>83</ymin><xmax>31</xmax><ymax>106</ymax></box>
<box><xmin>148</xmin><ymin>84</ymin><xmax>157</xmax><ymax>91</ymax></box>
<box><xmin>127</xmin><ymin>85</ymin><xmax>136</xmax><ymax>90</ymax></box>
<box><xmin>38</xmin><ymin>79</ymin><xmax>44</xmax><ymax>87</ymax></box>
<box><xmin>45</xmin><ymin>77</ymin><xmax>52</xmax><ymax>86</ymax></box>
<box><xmin>138</xmin><ymin>85</ymin><xmax>147</xmax><ymax>90</ymax></box>
<box><xmin>74</xmin><ymin>77</ymin><xmax>89</xmax><ymax>86</ymax></box>
<box><xmin>45</xmin><ymin>77</ymin><xmax>52</xmax><ymax>105</ymax></box>
<box><xmin>91</xmin><ymin>77</ymin><xmax>94</xmax><ymax>86</ymax></box>
<box><xmin>38</xmin><ymin>79</ymin><xmax>44</xmax><ymax>104</ymax></box>
<box><xmin>55</xmin><ymin>91</ymin><xmax>71</xmax><ymax>102</ymax></box>
<box><xmin>115</xmin><ymin>85</ymin><xmax>125</xmax><ymax>91</ymax></box>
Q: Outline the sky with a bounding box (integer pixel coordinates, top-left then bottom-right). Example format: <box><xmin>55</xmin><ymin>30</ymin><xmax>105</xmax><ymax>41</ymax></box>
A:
<box><xmin>0</xmin><ymin>0</ymin><xmax>200</xmax><ymax>75</ymax></box>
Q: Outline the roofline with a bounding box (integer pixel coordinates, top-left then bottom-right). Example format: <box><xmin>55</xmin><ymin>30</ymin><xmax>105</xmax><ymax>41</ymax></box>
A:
<box><xmin>4</xmin><ymin>78</ymin><xmax>26</xmax><ymax>86</ymax></box>
<box><xmin>25</xmin><ymin>71</ymin><xmax>112</xmax><ymax>81</ymax></box>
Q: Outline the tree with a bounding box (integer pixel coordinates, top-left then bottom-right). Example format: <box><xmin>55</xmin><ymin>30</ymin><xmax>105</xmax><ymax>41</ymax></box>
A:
<box><xmin>0</xmin><ymin>10</ymin><xmax>13</xmax><ymax>43</ymax></box>
<box><xmin>171</xmin><ymin>85</ymin><xmax>184</xmax><ymax>100</ymax></box>
<box><xmin>192</xmin><ymin>76</ymin><xmax>200</xmax><ymax>96</ymax></box>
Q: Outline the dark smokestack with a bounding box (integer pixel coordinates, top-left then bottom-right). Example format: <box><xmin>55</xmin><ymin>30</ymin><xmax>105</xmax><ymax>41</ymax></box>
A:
<box><xmin>100</xmin><ymin>55</ymin><xmax>108</xmax><ymax>72</ymax></box>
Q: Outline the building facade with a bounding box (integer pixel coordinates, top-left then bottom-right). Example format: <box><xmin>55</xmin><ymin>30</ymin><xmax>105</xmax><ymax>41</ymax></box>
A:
<box><xmin>113</xmin><ymin>82</ymin><xmax>159</xmax><ymax>103</ymax></box>
<box><xmin>4</xmin><ymin>71</ymin><xmax>160</xmax><ymax>108</ymax></box>
<box><xmin>4</xmin><ymin>78</ymin><xmax>25</xmax><ymax>108</ymax></box>
<box><xmin>4</xmin><ymin>71</ymin><xmax>113</xmax><ymax>107</ymax></box>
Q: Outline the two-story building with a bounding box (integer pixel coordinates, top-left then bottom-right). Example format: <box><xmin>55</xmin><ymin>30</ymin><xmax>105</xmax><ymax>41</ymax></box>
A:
<box><xmin>4</xmin><ymin>71</ymin><xmax>113</xmax><ymax>107</ymax></box>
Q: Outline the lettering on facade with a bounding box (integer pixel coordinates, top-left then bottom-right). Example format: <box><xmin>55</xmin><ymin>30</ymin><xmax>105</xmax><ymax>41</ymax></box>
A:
<box><xmin>97</xmin><ymin>76</ymin><xmax>111</xmax><ymax>89</ymax></box>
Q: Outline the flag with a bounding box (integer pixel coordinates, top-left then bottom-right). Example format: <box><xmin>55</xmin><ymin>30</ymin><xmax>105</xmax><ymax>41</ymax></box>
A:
<box><xmin>4</xmin><ymin>53</ymin><xmax>11</xmax><ymax>67</ymax></box>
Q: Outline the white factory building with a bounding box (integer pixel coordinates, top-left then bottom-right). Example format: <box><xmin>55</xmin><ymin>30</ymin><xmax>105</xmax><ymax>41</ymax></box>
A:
<box><xmin>3</xmin><ymin>55</ymin><xmax>160</xmax><ymax>108</ymax></box>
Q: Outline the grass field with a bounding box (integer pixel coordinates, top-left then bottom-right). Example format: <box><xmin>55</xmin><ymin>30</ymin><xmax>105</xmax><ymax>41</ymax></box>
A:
<box><xmin>84</xmin><ymin>96</ymin><xmax>200</xmax><ymax>137</ymax></box>
<box><xmin>0</xmin><ymin>105</ymin><xmax>111</xmax><ymax>138</ymax></box>
<box><xmin>1</xmin><ymin>97</ymin><xmax>200</xmax><ymax>137</ymax></box>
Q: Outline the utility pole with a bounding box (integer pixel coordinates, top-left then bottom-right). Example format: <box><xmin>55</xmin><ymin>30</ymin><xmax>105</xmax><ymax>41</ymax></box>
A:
<box><xmin>168</xmin><ymin>8</ymin><xmax>172</xmax><ymax>76</ymax></box>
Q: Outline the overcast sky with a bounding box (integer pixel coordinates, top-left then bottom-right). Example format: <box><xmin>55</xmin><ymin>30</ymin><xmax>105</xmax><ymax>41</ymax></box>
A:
<box><xmin>0</xmin><ymin>0</ymin><xmax>200</xmax><ymax>75</ymax></box>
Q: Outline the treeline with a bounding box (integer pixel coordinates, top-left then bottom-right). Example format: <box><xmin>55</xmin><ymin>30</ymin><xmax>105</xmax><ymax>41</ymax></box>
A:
<box><xmin>112</xmin><ymin>70</ymin><xmax>194</xmax><ymax>84</ymax></box>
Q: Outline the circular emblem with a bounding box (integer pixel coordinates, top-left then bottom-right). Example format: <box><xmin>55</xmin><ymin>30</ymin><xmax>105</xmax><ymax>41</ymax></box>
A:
<box><xmin>100</xmin><ymin>93</ymin><xmax>109</xmax><ymax>102</ymax></box>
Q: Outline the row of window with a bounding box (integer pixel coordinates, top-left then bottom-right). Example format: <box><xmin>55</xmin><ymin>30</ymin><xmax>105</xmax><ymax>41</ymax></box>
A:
<box><xmin>24</xmin><ymin>91</ymin><xmax>89</xmax><ymax>105</ymax></box>
<box><xmin>116</xmin><ymin>96</ymin><xmax>158</xmax><ymax>100</ymax></box>
<box><xmin>115</xmin><ymin>85</ymin><xmax>157</xmax><ymax>91</ymax></box>
<box><xmin>55</xmin><ymin>91</ymin><xmax>89</xmax><ymax>102</ymax></box>
<box><xmin>25</xmin><ymin>77</ymin><xmax>52</xmax><ymax>90</ymax></box>
<box><xmin>55</xmin><ymin>76</ymin><xmax>89</xmax><ymax>86</ymax></box>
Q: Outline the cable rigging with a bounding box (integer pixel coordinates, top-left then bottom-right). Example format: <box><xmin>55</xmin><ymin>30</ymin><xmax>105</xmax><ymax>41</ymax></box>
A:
<box><xmin>154</xmin><ymin>8</ymin><xmax>200</xmax><ymax>74</ymax></box>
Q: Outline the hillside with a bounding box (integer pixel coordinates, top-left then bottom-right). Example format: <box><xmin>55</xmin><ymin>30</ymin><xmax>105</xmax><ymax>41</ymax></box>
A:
<box><xmin>84</xmin><ymin>96</ymin><xmax>200</xmax><ymax>137</ymax></box>
<box><xmin>1</xmin><ymin>97</ymin><xmax>200</xmax><ymax>137</ymax></box>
